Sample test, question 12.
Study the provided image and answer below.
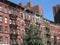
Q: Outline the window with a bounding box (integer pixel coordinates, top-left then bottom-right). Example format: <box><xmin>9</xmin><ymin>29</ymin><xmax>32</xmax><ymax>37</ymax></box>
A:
<box><xmin>22</xmin><ymin>21</ymin><xmax>25</xmax><ymax>28</ymax></box>
<box><xmin>14</xmin><ymin>39</ymin><xmax>16</xmax><ymax>44</ymax></box>
<box><xmin>0</xmin><ymin>16</ymin><xmax>2</xmax><ymax>22</ymax></box>
<box><xmin>29</xmin><ymin>15</ymin><xmax>31</xmax><ymax>20</ymax></box>
<box><xmin>10</xmin><ymin>20</ymin><xmax>12</xmax><ymax>24</ymax></box>
<box><xmin>0</xmin><ymin>36</ymin><xmax>2</xmax><ymax>44</ymax></box>
<box><xmin>46</xmin><ymin>27</ymin><xmax>49</xmax><ymax>32</ymax></box>
<box><xmin>51</xmin><ymin>36</ymin><xmax>54</xmax><ymax>38</ymax></box>
<box><xmin>18</xmin><ymin>39</ymin><xmax>21</xmax><ymax>45</ymax></box>
<box><xmin>13</xmin><ymin>30</ymin><xmax>16</xmax><ymax>34</ymax></box>
<box><xmin>5</xmin><ymin>37</ymin><xmax>8</xmax><ymax>44</ymax></box>
<box><xmin>20</xmin><ymin>13</ymin><xmax>23</xmax><ymax>18</ymax></box>
<box><xmin>5</xmin><ymin>7</ymin><xmax>8</xmax><ymax>13</ymax></box>
<box><xmin>5</xmin><ymin>17</ymin><xmax>8</xmax><ymax>23</ymax></box>
<box><xmin>22</xmin><ymin>30</ymin><xmax>25</xmax><ymax>32</ymax></box>
<box><xmin>9</xmin><ymin>9</ymin><xmax>13</xmax><ymax>14</ymax></box>
<box><xmin>18</xmin><ymin>20</ymin><xmax>20</xmax><ymax>26</ymax></box>
<box><xmin>10</xmin><ymin>28</ymin><xmax>13</xmax><ymax>33</ymax></box>
<box><xmin>23</xmin><ymin>13</ymin><xmax>25</xmax><ymax>19</ymax></box>
<box><xmin>5</xmin><ymin>26</ymin><xmax>8</xmax><ymax>33</ymax></box>
<box><xmin>31</xmin><ymin>16</ymin><xmax>34</xmax><ymax>21</ymax></box>
<box><xmin>18</xmin><ymin>29</ymin><xmax>20</xmax><ymax>34</ymax></box>
<box><xmin>0</xmin><ymin>5</ymin><xmax>2</xmax><ymax>11</ymax></box>
<box><xmin>47</xmin><ymin>41</ymin><xmax>51</xmax><ymax>45</ymax></box>
<box><xmin>54</xmin><ymin>36</ymin><xmax>57</xmax><ymax>42</ymax></box>
<box><xmin>13</xmin><ymin>21</ymin><xmax>16</xmax><ymax>25</ymax></box>
<box><xmin>10</xmin><ymin>38</ymin><xmax>16</xmax><ymax>44</ymax></box>
<box><xmin>0</xmin><ymin>25</ymin><xmax>2</xmax><ymax>32</ymax></box>
<box><xmin>17</xmin><ymin>17</ymin><xmax>20</xmax><ymax>21</ymax></box>
<box><xmin>17</xmin><ymin>26</ymin><xmax>20</xmax><ymax>30</ymax></box>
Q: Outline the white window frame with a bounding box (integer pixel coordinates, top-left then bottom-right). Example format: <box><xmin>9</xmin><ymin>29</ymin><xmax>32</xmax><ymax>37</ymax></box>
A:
<box><xmin>20</xmin><ymin>12</ymin><xmax>24</xmax><ymax>19</ymax></box>
<box><xmin>10</xmin><ymin>20</ymin><xmax>12</xmax><ymax>24</ymax></box>
<box><xmin>0</xmin><ymin>16</ymin><xmax>2</xmax><ymax>22</ymax></box>
<box><xmin>5</xmin><ymin>37</ymin><xmax>8</xmax><ymax>44</ymax></box>
<box><xmin>5</xmin><ymin>26</ymin><xmax>8</xmax><ymax>33</ymax></box>
<box><xmin>0</xmin><ymin>5</ymin><xmax>2</xmax><ymax>11</ymax></box>
<box><xmin>0</xmin><ymin>25</ymin><xmax>2</xmax><ymax>32</ymax></box>
<box><xmin>5</xmin><ymin>7</ymin><xmax>8</xmax><ymax>13</ymax></box>
<box><xmin>18</xmin><ymin>29</ymin><xmax>20</xmax><ymax>34</ymax></box>
<box><xmin>0</xmin><ymin>36</ymin><xmax>2</xmax><ymax>44</ymax></box>
<box><xmin>5</xmin><ymin>17</ymin><xmax>8</xmax><ymax>23</ymax></box>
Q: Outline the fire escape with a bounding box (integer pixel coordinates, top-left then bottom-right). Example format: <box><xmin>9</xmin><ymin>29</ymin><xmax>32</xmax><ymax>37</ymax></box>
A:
<box><xmin>45</xmin><ymin>27</ymin><xmax>51</xmax><ymax>45</ymax></box>
<box><xmin>54</xmin><ymin>36</ymin><xmax>57</xmax><ymax>45</ymax></box>
<box><xmin>9</xmin><ymin>12</ymin><xmax>18</xmax><ymax>45</ymax></box>
<box><xmin>24</xmin><ymin>13</ymin><xmax>31</xmax><ymax>30</ymax></box>
<box><xmin>36</xmin><ymin>14</ymin><xmax>41</xmax><ymax>31</ymax></box>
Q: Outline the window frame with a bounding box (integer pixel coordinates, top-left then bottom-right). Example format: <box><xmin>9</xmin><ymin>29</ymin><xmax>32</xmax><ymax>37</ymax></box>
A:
<box><xmin>0</xmin><ymin>15</ymin><xmax>2</xmax><ymax>22</ymax></box>
<box><xmin>18</xmin><ymin>29</ymin><xmax>20</xmax><ymax>34</ymax></box>
<box><xmin>5</xmin><ymin>17</ymin><xmax>8</xmax><ymax>24</ymax></box>
<box><xmin>0</xmin><ymin>25</ymin><xmax>2</xmax><ymax>32</ymax></box>
<box><xmin>0</xmin><ymin>5</ymin><xmax>2</xmax><ymax>11</ymax></box>
<box><xmin>5</xmin><ymin>37</ymin><xmax>8</xmax><ymax>44</ymax></box>
<box><xmin>4</xmin><ymin>7</ymin><xmax>8</xmax><ymax>13</ymax></box>
<box><xmin>5</xmin><ymin>26</ymin><xmax>8</xmax><ymax>33</ymax></box>
<box><xmin>20</xmin><ymin>13</ymin><xmax>23</xmax><ymax>18</ymax></box>
<box><xmin>0</xmin><ymin>36</ymin><xmax>2</xmax><ymax>44</ymax></box>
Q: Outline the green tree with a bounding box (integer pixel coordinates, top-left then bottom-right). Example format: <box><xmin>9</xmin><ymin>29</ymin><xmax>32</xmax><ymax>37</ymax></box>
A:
<box><xmin>22</xmin><ymin>24</ymin><xmax>44</xmax><ymax>45</ymax></box>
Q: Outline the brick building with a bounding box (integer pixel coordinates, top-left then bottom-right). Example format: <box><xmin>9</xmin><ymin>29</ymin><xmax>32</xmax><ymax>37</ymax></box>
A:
<box><xmin>43</xmin><ymin>19</ymin><xmax>60</xmax><ymax>45</ymax></box>
<box><xmin>0</xmin><ymin>0</ymin><xmax>60</xmax><ymax>45</ymax></box>
<box><xmin>53</xmin><ymin>5</ymin><xmax>60</xmax><ymax>24</ymax></box>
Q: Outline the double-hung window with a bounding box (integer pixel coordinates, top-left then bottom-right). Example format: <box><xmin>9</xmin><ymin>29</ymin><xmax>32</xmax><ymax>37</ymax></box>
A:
<box><xmin>0</xmin><ymin>25</ymin><xmax>2</xmax><ymax>32</ymax></box>
<box><xmin>0</xmin><ymin>5</ymin><xmax>2</xmax><ymax>11</ymax></box>
<box><xmin>5</xmin><ymin>17</ymin><xmax>8</xmax><ymax>23</ymax></box>
<box><xmin>0</xmin><ymin>36</ymin><xmax>2</xmax><ymax>44</ymax></box>
<box><xmin>0</xmin><ymin>16</ymin><xmax>2</xmax><ymax>22</ymax></box>
<box><xmin>5</xmin><ymin>37</ymin><xmax>8</xmax><ymax>44</ymax></box>
<box><xmin>5</xmin><ymin>7</ymin><xmax>8</xmax><ymax>13</ymax></box>
<box><xmin>5</xmin><ymin>26</ymin><xmax>8</xmax><ymax>33</ymax></box>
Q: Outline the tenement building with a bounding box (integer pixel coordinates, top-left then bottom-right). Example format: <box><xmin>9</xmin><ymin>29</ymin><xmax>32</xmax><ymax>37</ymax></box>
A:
<box><xmin>53</xmin><ymin>5</ymin><xmax>60</xmax><ymax>24</ymax></box>
<box><xmin>0</xmin><ymin>0</ymin><xmax>60</xmax><ymax>45</ymax></box>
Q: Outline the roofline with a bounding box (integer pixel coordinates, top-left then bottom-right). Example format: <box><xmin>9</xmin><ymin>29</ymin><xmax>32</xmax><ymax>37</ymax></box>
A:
<box><xmin>0</xmin><ymin>0</ymin><xmax>35</xmax><ymax>14</ymax></box>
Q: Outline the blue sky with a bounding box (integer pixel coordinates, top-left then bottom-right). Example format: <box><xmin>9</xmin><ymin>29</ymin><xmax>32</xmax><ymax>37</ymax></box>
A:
<box><xmin>8</xmin><ymin>0</ymin><xmax>60</xmax><ymax>21</ymax></box>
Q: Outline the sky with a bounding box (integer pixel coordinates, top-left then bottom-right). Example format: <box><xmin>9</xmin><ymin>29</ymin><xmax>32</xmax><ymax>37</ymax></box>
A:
<box><xmin>8</xmin><ymin>0</ymin><xmax>60</xmax><ymax>21</ymax></box>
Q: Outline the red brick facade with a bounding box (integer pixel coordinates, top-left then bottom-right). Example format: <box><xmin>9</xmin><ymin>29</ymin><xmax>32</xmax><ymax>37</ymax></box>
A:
<box><xmin>0</xmin><ymin>0</ymin><xmax>60</xmax><ymax>45</ymax></box>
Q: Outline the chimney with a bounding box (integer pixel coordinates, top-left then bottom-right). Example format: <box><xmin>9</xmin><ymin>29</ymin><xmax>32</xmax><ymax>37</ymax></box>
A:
<box><xmin>19</xmin><ymin>2</ymin><xmax>24</xmax><ymax>7</ymax></box>
<box><xmin>27</xmin><ymin>2</ymin><xmax>33</xmax><ymax>7</ymax></box>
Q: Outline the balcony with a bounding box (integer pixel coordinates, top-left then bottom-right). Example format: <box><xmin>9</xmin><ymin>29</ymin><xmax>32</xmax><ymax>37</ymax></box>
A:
<box><xmin>9</xmin><ymin>13</ymin><xmax>18</xmax><ymax>19</ymax></box>
<box><xmin>45</xmin><ymin>27</ymin><xmax>51</xmax><ymax>35</ymax></box>
<box><xmin>54</xmin><ymin>36</ymin><xmax>57</xmax><ymax>42</ymax></box>
<box><xmin>46</xmin><ymin>33</ymin><xmax>50</xmax><ymax>38</ymax></box>
<box><xmin>10</xmin><ymin>44</ymin><xmax>18</xmax><ymax>45</ymax></box>
<box><xmin>10</xmin><ymin>40</ymin><xmax>18</xmax><ymax>45</ymax></box>
<box><xmin>36</xmin><ymin>22</ymin><xmax>40</xmax><ymax>25</ymax></box>
<box><xmin>46</xmin><ymin>31</ymin><xmax>51</xmax><ymax>35</ymax></box>
<box><xmin>10</xmin><ymin>41</ymin><xmax>18</xmax><ymax>45</ymax></box>
<box><xmin>36</xmin><ymin>20</ymin><xmax>41</xmax><ymax>25</ymax></box>
<box><xmin>9</xmin><ymin>23</ymin><xmax>17</xmax><ymax>29</ymax></box>
<box><xmin>25</xmin><ymin>24</ymin><xmax>29</xmax><ymax>29</ymax></box>
<box><xmin>24</xmin><ymin>19</ymin><xmax>30</xmax><ymax>23</ymax></box>
<box><xmin>47</xmin><ymin>38</ymin><xmax>51</xmax><ymax>41</ymax></box>
<box><xmin>9</xmin><ymin>16</ymin><xmax>17</xmax><ymax>20</ymax></box>
<box><xmin>47</xmin><ymin>41</ymin><xmax>51</xmax><ymax>45</ymax></box>
<box><xmin>24</xmin><ymin>14</ymin><xmax>31</xmax><ymax>22</ymax></box>
<box><xmin>10</xmin><ymin>31</ymin><xmax>18</xmax><ymax>37</ymax></box>
<box><xmin>25</xmin><ymin>21</ymin><xmax>30</xmax><ymax>29</ymax></box>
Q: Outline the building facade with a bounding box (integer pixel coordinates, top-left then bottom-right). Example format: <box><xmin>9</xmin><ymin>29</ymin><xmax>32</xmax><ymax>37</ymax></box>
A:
<box><xmin>0</xmin><ymin>0</ymin><xmax>60</xmax><ymax>45</ymax></box>
<box><xmin>53</xmin><ymin>5</ymin><xmax>60</xmax><ymax>24</ymax></box>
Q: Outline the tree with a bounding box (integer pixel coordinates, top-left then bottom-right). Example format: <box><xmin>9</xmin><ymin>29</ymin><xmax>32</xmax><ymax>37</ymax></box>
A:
<box><xmin>22</xmin><ymin>24</ymin><xmax>44</xmax><ymax>45</ymax></box>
